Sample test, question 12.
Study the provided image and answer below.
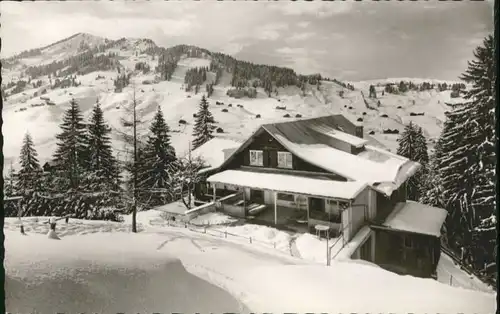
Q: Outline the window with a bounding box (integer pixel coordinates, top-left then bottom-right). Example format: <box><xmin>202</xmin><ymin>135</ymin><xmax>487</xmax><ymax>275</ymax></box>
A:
<box><xmin>404</xmin><ymin>236</ymin><xmax>413</xmax><ymax>248</ymax></box>
<box><xmin>249</xmin><ymin>150</ymin><xmax>264</xmax><ymax>166</ymax></box>
<box><xmin>277</xmin><ymin>193</ymin><xmax>295</xmax><ymax>202</ymax></box>
<box><xmin>277</xmin><ymin>151</ymin><xmax>293</xmax><ymax>169</ymax></box>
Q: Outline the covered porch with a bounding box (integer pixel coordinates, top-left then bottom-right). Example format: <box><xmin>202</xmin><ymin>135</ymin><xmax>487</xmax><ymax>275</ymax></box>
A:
<box><xmin>206</xmin><ymin>169</ymin><xmax>366</xmax><ymax>236</ymax></box>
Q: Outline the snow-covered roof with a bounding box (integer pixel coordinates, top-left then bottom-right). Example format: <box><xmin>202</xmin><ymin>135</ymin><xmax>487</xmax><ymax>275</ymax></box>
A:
<box><xmin>190</xmin><ymin>137</ymin><xmax>243</xmax><ymax>169</ymax></box>
<box><xmin>308</xmin><ymin>124</ymin><xmax>368</xmax><ymax>148</ymax></box>
<box><xmin>213</xmin><ymin>115</ymin><xmax>420</xmax><ymax>197</ymax></box>
<box><xmin>269</xmin><ymin>133</ymin><xmax>419</xmax><ymax>196</ymax></box>
<box><xmin>383</xmin><ymin>201</ymin><xmax>448</xmax><ymax>237</ymax></box>
<box><xmin>207</xmin><ymin>170</ymin><xmax>367</xmax><ymax>200</ymax></box>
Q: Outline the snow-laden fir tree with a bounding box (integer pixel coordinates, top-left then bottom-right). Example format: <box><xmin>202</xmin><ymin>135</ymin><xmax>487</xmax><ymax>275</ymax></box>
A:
<box><xmin>192</xmin><ymin>95</ymin><xmax>215</xmax><ymax>150</ymax></box>
<box><xmin>138</xmin><ymin>107</ymin><xmax>177</xmax><ymax>207</ymax></box>
<box><xmin>459</xmin><ymin>35</ymin><xmax>496</xmax><ymax>265</ymax></box>
<box><xmin>84</xmin><ymin>103</ymin><xmax>120</xmax><ymax>192</ymax></box>
<box><xmin>4</xmin><ymin>161</ymin><xmax>18</xmax><ymax>197</ymax></box>
<box><xmin>436</xmin><ymin>106</ymin><xmax>475</xmax><ymax>252</ymax></box>
<box><xmin>432</xmin><ymin>35</ymin><xmax>496</xmax><ymax>267</ymax></box>
<box><xmin>3</xmin><ymin>162</ymin><xmax>19</xmax><ymax>216</ymax></box>
<box><xmin>15</xmin><ymin>133</ymin><xmax>54</xmax><ymax>218</ymax></box>
<box><xmin>52</xmin><ymin>99</ymin><xmax>89</xmax><ymax>190</ymax></box>
<box><xmin>396</xmin><ymin>122</ymin><xmax>429</xmax><ymax>201</ymax></box>
<box><xmin>17</xmin><ymin>132</ymin><xmax>42</xmax><ymax>193</ymax></box>
<box><xmin>419</xmin><ymin>139</ymin><xmax>444</xmax><ymax>208</ymax></box>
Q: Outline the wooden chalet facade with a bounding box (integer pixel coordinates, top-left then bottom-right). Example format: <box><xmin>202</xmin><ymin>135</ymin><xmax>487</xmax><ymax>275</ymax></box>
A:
<box><xmin>193</xmin><ymin>114</ymin><xmax>447</xmax><ymax>278</ymax></box>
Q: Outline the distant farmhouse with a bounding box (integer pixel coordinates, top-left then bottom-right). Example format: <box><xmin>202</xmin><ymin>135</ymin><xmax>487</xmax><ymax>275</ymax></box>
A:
<box><xmin>191</xmin><ymin>114</ymin><xmax>447</xmax><ymax>279</ymax></box>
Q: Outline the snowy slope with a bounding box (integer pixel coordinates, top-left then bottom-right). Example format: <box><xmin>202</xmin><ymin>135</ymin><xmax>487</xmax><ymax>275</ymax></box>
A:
<box><xmin>4</xmin><ymin>216</ymin><xmax>495</xmax><ymax>313</ymax></box>
<box><xmin>2</xmin><ymin>34</ymin><xmax>461</xmax><ymax>173</ymax></box>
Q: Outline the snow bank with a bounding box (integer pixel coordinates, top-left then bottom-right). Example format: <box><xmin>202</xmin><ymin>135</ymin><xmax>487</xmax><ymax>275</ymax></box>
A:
<box><xmin>235</xmin><ymin>263</ymin><xmax>496</xmax><ymax>313</ymax></box>
<box><xmin>213</xmin><ymin>224</ymin><xmax>292</xmax><ymax>252</ymax></box>
<box><xmin>4</xmin><ymin>231</ymin><xmax>250</xmax><ymax>313</ymax></box>
<box><xmin>437</xmin><ymin>252</ymin><xmax>494</xmax><ymax>293</ymax></box>
<box><xmin>295</xmin><ymin>233</ymin><xmax>343</xmax><ymax>263</ymax></box>
<box><xmin>190</xmin><ymin>212</ymin><xmax>238</xmax><ymax>225</ymax></box>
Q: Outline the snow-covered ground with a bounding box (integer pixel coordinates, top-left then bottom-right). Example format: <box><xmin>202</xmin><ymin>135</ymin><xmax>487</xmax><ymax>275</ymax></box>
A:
<box><xmin>437</xmin><ymin>252</ymin><xmax>494</xmax><ymax>293</ymax></box>
<box><xmin>4</xmin><ymin>212</ymin><xmax>495</xmax><ymax>313</ymax></box>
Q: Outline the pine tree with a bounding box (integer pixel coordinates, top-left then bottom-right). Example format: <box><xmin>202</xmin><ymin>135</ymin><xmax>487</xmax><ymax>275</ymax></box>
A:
<box><xmin>52</xmin><ymin>99</ymin><xmax>89</xmax><ymax>190</ymax></box>
<box><xmin>396</xmin><ymin>122</ymin><xmax>429</xmax><ymax>201</ymax></box>
<box><xmin>436</xmin><ymin>107</ymin><xmax>476</xmax><ymax>253</ymax></box>
<box><xmin>459</xmin><ymin>35</ymin><xmax>496</xmax><ymax>266</ymax></box>
<box><xmin>3</xmin><ymin>162</ymin><xmax>19</xmax><ymax>216</ymax></box>
<box><xmin>192</xmin><ymin>95</ymin><xmax>215</xmax><ymax>150</ymax></box>
<box><xmin>139</xmin><ymin>107</ymin><xmax>177</xmax><ymax>206</ymax></box>
<box><xmin>17</xmin><ymin>133</ymin><xmax>42</xmax><ymax>193</ymax></box>
<box><xmin>369</xmin><ymin>85</ymin><xmax>377</xmax><ymax>98</ymax></box>
<box><xmin>85</xmin><ymin>103</ymin><xmax>120</xmax><ymax>192</ymax></box>
<box><xmin>4</xmin><ymin>162</ymin><xmax>17</xmax><ymax>197</ymax></box>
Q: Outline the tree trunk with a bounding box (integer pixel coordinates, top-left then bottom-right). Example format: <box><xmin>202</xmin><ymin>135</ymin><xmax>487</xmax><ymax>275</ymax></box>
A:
<box><xmin>132</xmin><ymin>93</ymin><xmax>138</xmax><ymax>233</ymax></box>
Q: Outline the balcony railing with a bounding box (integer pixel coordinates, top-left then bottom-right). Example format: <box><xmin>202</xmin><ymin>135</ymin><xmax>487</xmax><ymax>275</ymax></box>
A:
<box><xmin>309</xmin><ymin>209</ymin><xmax>342</xmax><ymax>224</ymax></box>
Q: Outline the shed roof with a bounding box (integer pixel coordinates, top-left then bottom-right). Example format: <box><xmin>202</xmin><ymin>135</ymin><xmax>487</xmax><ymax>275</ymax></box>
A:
<box><xmin>382</xmin><ymin>201</ymin><xmax>448</xmax><ymax>237</ymax></box>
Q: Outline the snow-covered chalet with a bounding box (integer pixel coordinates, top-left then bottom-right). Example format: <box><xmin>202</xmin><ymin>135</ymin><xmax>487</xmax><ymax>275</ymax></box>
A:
<box><xmin>192</xmin><ymin>114</ymin><xmax>448</xmax><ymax>278</ymax></box>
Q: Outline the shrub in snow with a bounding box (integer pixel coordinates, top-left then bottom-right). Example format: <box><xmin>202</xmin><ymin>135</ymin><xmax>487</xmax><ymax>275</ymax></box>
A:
<box><xmin>179</xmin><ymin>119</ymin><xmax>187</xmax><ymax>125</ymax></box>
<box><xmin>344</xmin><ymin>105</ymin><xmax>347</xmax><ymax>108</ymax></box>
<box><xmin>295</xmin><ymin>114</ymin><xmax>302</xmax><ymax>118</ymax></box>
<box><xmin>357</xmin><ymin>118</ymin><xmax>363</xmax><ymax>122</ymax></box>
<box><xmin>226</xmin><ymin>87</ymin><xmax>257</xmax><ymax>99</ymax></box>
<box><xmin>222</xmin><ymin>109</ymin><xmax>228</xmax><ymax>112</ymax></box>
<box><xmin>450</xmin><ymin>90</ymin><xmax>460</xmax><ymax>98</ymax></box>
<box><xmin>369</xmin><ymin>130</ymin><xmax>375</xmax><ymax>135</ymax></box>
<box><xmin>256</xmin><ymin>114</ymin><xmax>261</xmax><ymax>118</ymax></box>
<box><xmin>275</xmin><ymin>106</ymin><xmax>286</xmax><ymax>110</ymax></box>
<box><xmin>228</xmin><ymin>104</ymin><xmax>232</xmax><ymax>107</ymax></box>
<box><xmin>216</xmin><ymin>127</ymin><xmax>224</xmax><ymax>133</ymax></box>
<box><xmin>380</xmin><ymin>114</ymin><xmax>388</xmax><ymax>118</ymax></box>
<box><xmin>397</xmin><ymin>106</ymin><xmax>403</xmax><ymax>109</ymax></box>
<box><xmin>193</xmin><ymin>113</ymin><xmax>198</xmax><ymax>118</ymax></box>
<box><xmin>383</xmin><ymin>129</ymin><xmax>399</xmax><ymax>134</ymax></box>
<box><xmin>283</xmin><ymin>114</ymin><xmax>291</xmax><ymax>118</ymax></box>
<box><xmin>362</xmin><ymin>112</ymin><xmax>367</xmax><ymax>115</ymax></box>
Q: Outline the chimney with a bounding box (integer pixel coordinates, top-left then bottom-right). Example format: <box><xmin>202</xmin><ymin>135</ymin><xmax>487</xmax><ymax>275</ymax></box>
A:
<box><xmin>355</xmin><ymin>125</ymin><xmax>364</xmax><ymax>138</ymax></box>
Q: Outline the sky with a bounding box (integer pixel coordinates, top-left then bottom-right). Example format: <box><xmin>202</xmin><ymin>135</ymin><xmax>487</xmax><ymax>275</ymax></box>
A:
<box><xmin>0</xmin><ymin>0</ymin><xmax>493</xmax><ymax>81</ymax></box>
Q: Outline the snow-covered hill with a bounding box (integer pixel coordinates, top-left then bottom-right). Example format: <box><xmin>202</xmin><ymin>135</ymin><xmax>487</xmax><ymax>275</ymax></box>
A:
<box><xmin>4</xmin><ymin>212</ymin><xmax>495</xmax><ymax>313</ymax></box>
<box><xmin>2</xmin><ymin>33</ymin><xmax>466</xmax><ymax>172</ymax></box>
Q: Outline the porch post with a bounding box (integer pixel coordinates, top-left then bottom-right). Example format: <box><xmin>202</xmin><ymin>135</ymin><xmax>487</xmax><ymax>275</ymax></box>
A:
<box><xmin>274</xmin><ymin>191</ymin><xmax>278</xmax><ymax>225</ymax></box>
<box><xmin>306</xmin><ymin>196</ymin><xmax>310</xmax><ymax>222</ymax></box>
<box><xmin>242</xmin><ymin>188</ymin><xmax>247</xmax><ymax>217</ymax></box>
<box><xmin>212</xmin><ymin>184</ymin><xmax>216</xmax><ymax>202</ymax></box>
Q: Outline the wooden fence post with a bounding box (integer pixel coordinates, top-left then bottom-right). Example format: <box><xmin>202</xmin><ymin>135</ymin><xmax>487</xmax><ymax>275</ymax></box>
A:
<box><xmin>249</xmin><ymin>237</ymin><xmax>252</xmax><ymax>244</ymax></box>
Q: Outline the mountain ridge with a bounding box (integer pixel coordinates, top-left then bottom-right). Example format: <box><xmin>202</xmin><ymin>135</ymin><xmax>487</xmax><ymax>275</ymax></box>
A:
<box><xmin>2</xmin><ymin>32</ymin><xmax>466</xmax><ymax>174</ymax></box>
